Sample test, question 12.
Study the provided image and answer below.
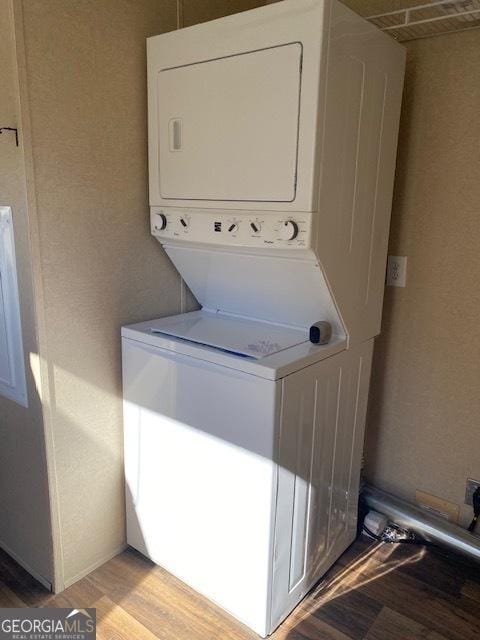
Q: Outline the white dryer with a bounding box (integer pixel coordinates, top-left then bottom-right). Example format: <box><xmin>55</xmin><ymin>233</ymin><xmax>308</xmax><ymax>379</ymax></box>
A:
<box><xmin>123</xmin><ymin>0</ymin><xmax>405</xmax><ymax>636</ymax></box>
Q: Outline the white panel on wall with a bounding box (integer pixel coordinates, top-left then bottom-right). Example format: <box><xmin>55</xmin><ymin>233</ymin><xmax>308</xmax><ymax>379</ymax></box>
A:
<box><xmin>0</xmin><ymin>206</ymin><xmax>27</xmax><ymax>407</ymax></box>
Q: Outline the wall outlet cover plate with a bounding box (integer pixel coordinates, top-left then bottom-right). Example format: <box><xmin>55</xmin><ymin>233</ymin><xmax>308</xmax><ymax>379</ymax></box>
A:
<box><xmin>386</xmin><ymin>255</ymin><xmax>407</xmax><ymax>287</ymax></box>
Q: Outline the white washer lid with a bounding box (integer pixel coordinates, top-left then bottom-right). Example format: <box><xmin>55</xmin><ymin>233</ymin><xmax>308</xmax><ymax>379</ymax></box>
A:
<box><xmin>149</xmin><ymin>310</ymin><xmax>308</xmax><ymax>359</ymax></box>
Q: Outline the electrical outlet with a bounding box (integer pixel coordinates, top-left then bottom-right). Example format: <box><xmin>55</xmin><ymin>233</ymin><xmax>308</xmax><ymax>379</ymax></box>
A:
<box><xmin>386</xmin><ymin>256</ymin><xmax>407</xmax><ymax>287</ymax></box>
<box><xmin>465</xmin><ymin>478</ymin><xmax>480</xmax><ymax>506</ymax></box>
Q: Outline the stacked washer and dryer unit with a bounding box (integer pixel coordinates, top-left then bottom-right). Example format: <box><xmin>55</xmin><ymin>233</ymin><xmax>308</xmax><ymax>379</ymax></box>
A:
<box><xmin>122</xmin><ymin>0</ymin><xmax>405</xmax><ymax>636</ymax></box>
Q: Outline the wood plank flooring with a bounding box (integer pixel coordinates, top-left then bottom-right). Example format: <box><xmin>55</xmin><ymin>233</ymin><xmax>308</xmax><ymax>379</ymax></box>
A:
<box><xmin>0</xmin><ymin>536</ymin><xmax>479</xmax><ymax>640</ymax></box>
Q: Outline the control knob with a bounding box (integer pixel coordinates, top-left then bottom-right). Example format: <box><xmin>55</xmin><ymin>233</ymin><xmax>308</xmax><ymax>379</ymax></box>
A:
<box><xmin>179</xmin><ymin>216</ymin><xmax>189</xmax><ymax>229</ymax></box>
<box><xmin>279</xmin><ymin>220</ymin><xmax>299</xmax><ymax>241</ymax></box>
<box><xmin>250</xmin><ymin>222</ymin><xmax>261</xmax><ymax>234</ymax></box>
<box><xmin>154</xmin><ymin>213</ymin><xmax>167</xmax><ymax>231</ymax></box>
<box><xmin>228</xmin><ymin>223</ymin><xmax>238</xmax><ymax>233</ymax></box>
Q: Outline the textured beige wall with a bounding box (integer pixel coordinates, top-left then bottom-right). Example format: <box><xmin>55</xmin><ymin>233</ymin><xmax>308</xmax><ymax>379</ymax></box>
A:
<box><xmin>181</xmin><ymin>0</ymin><xmax>267</xmax><ymax>27</ymax></box>
<box><xmin>18</xmin><ymin>0</ymin><xmax>180</xmax><ymax>587</ymax></box>
<box><xmin>364</xmin><ymin>29</ymin><xmax>480</xmax><ymax>526</ymax></box>
<box><xmin>0</xmin><ymin>0</ymin><xmax>54</xmax><ymax>583</ymax></box>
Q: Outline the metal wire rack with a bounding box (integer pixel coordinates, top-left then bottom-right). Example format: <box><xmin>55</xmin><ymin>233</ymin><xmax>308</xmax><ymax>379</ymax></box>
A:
<box><xmin>367</xmin><ymin>0</ymin><xmax>480</xmax><ymax>40</ymax></box>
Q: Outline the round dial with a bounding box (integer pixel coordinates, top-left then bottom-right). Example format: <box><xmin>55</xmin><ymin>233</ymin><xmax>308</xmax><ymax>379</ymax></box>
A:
<box><xmin>250</xmin><ymin>221</ymin><xmax>262</xmax><ymax>234</ymax></box>
<box><xmin>154</xmin><ymin>213</ymin><xmax>167</xmax><ymax>231</ymax></box>
<box><xmin>279</xmin><ymin>220</ymin><xmax>299</xmax><ymax>241</ymax></box>
<box><xmin>227</xmin><ymin>223</ymin><xmax>238</xmax><ymax>234</ymax></box>
<box><xmin>179</xmin><ymin>216</ymin><xmax>190</xmax><ymax>229</ymax></box>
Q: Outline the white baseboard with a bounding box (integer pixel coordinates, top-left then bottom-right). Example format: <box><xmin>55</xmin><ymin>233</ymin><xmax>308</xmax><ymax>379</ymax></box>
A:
<box><xmin>61</xmin><ymin>543</ymin><xmax>127</xmax><ymax>592</ymax></box>
<box><xmin>0</xmin><ymin>539</ymin><xmax>52</xmax><ymax>591</ymax></box>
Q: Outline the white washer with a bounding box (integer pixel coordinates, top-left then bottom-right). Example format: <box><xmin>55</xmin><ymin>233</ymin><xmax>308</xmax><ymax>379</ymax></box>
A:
<box><xmin>123</xmin><ymin>311</ymin><xmax>371</xmax><ymax>636</ymax></box>
<box><xmin>123</xmin><ymin>0</ymin><xmax>405</xmax><ymax>636</ymax></box>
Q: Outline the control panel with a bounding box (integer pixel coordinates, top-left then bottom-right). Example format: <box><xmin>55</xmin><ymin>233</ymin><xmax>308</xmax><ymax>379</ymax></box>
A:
<box><xmin>150</xmin><ymin>208</ymin><xmax>312</xmax><ymax>249</ymax></box>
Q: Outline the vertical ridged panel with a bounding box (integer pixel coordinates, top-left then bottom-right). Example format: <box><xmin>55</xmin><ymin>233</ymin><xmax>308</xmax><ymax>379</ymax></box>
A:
<box><xmin>272</xmin><ymin>342</ymin><xmax>374</xmax><ymax>630</ymax></box>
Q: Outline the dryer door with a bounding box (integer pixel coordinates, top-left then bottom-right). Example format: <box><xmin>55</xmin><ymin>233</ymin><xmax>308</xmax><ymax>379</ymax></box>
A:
<box><xmin>156</xmin><ymin>43</ymin><xmax>302</xmax><ymax>202</ymax></box>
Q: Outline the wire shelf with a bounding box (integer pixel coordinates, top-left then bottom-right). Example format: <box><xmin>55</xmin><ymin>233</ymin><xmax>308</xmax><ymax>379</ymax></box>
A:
<box><xmin>367</xmin><ymin>0</ymin><xmax>480</xmax><ymax>41</ymax></box>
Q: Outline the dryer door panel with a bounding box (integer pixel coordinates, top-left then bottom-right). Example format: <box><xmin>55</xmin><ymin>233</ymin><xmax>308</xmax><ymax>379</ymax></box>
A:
<box><xmin>157</xmin><ymin>43</ymin><xmax>302</xmax><ymax>202</ymax></box>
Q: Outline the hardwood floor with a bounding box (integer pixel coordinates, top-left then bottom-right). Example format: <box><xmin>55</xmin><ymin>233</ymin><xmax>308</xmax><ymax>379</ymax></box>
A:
<box><xmin>0</xmin><ymin>537</ymin><xmax>479</xmax><ymax>640</ymax></box>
